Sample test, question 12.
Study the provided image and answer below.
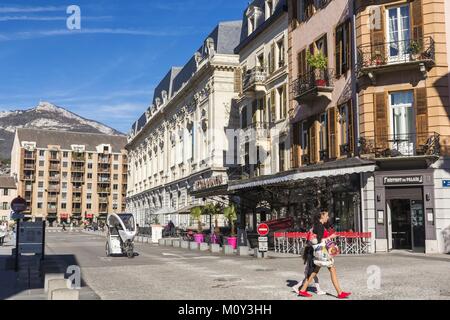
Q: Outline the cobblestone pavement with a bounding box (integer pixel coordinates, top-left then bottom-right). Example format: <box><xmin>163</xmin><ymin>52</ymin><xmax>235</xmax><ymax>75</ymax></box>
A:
<box><xmin>2</xmin><ymin>231</ymin><xmax>450</xmax><ymax>300</ymax></box>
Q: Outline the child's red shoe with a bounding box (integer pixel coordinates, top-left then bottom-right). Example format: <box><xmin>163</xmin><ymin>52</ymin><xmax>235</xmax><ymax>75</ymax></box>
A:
<box><xmin>298</xmin><ymin>291</ymin><xmax>313</xmax><ymax>298</ymax></box>
<box><xmin>337</xmin><ymin>292</ymin><xmax>351</xmax><ymax>299</ymax></box>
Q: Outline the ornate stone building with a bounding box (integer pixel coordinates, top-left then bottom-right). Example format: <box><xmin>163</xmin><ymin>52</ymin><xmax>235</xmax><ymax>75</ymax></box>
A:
<box><xmin>126</xmin><ymin>21</ymin><xmax>242</xmax><ymax>228</ymax></box>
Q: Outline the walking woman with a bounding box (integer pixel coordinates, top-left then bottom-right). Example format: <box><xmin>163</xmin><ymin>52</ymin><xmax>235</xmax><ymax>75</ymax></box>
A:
<box><xmin>298</xmin><ymin>211</ymin><xmax>351</xmax><ymax>299</ymax></box>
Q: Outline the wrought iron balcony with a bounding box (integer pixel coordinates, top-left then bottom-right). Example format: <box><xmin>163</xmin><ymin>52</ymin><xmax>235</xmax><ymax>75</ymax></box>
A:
<box><xmin>48</xmin><ymin>175</ymin><xmax>60</xmax><ymax>182</ymax></box>
<box><xmin>23</xmin><ymin>151</ymin><xmax>36</xmax><ymax>160</ymax></box>
<box><xmin>242</xmin><ymin>66</ymin><xmax>267</xmax><ymax>94</ymax></box>
<box><xmin>240</xmin><ymin>121</ymin><xmax>271</xmax><ymax>141</ymax></box>
<box><xmin>72</xmin><ymin>153</ymin><xmax>85</xmax><ymax>162</ymax></box>
<box><xmin>356</xmin><ymin>37</ymin><xmax>435</xmax><ymax>79</ymax></box>
<box><xmin>292</xmin><ymin>69</ymin><xmax>334</xmax><ymax>103</ymax></box>
<box><xmin>71</xmin><ymin>175</ymin><xmax>84</xmax><ymax>182</ymax></box>
<box><xmin>71</xmin><ymin>165</ymin><xmax>85</xmax><ymax>172</ymax></box>
<box><xmin>359</xmin><ymin>132</ymin><xmax>440</xmax><ymax>159</ymax></box>
<box><xmin>21</xmin><ymin>175</ymin><xmax>34</xmax><ymax>181</ymax></box>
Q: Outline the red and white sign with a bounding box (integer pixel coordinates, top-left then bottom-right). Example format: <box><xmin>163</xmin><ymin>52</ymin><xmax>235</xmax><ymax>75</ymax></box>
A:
<box><xmin>257</xmin><ymin>223</ymin><xmax>269</xmax><ymax>236</ymax></box>
<box><xmin>86</xmin><ymin>213</ymin><xmax>93</xmax><ymax>219</ymax></box>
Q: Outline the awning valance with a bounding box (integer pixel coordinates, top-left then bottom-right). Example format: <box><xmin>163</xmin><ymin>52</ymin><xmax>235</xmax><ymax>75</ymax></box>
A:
<box><xmin>228</xmin><ymin>158</ymin><xmax>376</xmax><ymax>192</ymax></box>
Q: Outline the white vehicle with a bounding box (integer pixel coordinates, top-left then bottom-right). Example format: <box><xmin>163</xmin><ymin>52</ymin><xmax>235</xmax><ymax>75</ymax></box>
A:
<box><xmin>105</xmin><ymin>213</ymin><xmax>137</xmax><ymax>258</ymax></box>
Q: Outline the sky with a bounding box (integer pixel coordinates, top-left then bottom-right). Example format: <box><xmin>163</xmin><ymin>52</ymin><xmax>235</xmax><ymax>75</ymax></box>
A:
<box><xmin>0</xmin><ymin>0</ymin><xmax>247</xmax><ymax>133</ymax></box>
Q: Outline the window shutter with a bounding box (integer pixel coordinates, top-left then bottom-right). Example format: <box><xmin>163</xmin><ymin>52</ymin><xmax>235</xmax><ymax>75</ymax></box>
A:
<box><xmin>335</xmin><ymin>26</ymin><xmax>343</xmax><ymax>76</ymax></box>
<box><xmin>347</xmin><ymin>100</ymin><xmax>355</xmax><ymax>155</ymax></box>
<box><xmin>370</xmin><ymin>6</ymin><xmax>385</xmax><ymax>62</ymax></box>
<box><xmin>298</xmin><ymin>49</ymin><xmax>307</xmax><ymax>77</ymax></box>
<box><xmin>252</xmin><ymin>100</ymin><xmax>258</xmax><ymax>124</ymax></box>
<box><xmin>374</xmin><ymin>92</ymin><xmax>389</xmax><ymax>150</ymax></box>
<box><xmin>291</xmin><ymin>0</ymin><xmax>298</xmax><ymax>27</ymax></box>
<box><xmin>346</xmin><ymin>21</ymin><xmax>352</xmax><ymax>72</ymax></box>
<box><xmin>328</xmin><ymin>107</ymin><xmax>337</xmax><ymax>159</ymax></box>
<box><xmin>270</xmin><ymin>43</ymin><xmax>276</xmax><ymax>73</ymax></box>
<box><xmin>292</xmin><ymin>122</ymin><xmax>301</xmax><ymax>168</ymax></box>
<box><xmin>309</xmin><ymin>120</ymin><xmax>317</xmax><ymax>163</ymax></box>
<box><xmin>414</xmin><ymin>88</ymin><xmax>428</xmax><ymax>146</ymax></box>
<box><xmin>411</xmin><ymin>0</ymin><xmax>423</xmax><ymax>43</ymax></box>
<box><xmin>282</xmin><ymin>84</ymin><xmax>287</xmax><ymax>118</ymax></box>
<box><xmin>270</xmin><ymin>90</ymin><xmax>276</xmax><ymax>122</ymax></box>
<box><xmin>234</xmin><ymin>68</ymin><xmax>242</xmax><ymax>94</ymax></box>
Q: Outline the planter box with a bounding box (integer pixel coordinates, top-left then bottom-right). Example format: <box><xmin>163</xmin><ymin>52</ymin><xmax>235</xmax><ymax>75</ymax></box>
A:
<box><xmin>238</xmin><ymin>246</ymin><xmax>249</xmax><ymax>256</ymax></box>
<box><xmin>181</xmin><ymin>241</ymin><xmax>189</xmax><ymax>249</ymax></box>
<box><xmin>210</xmin><ymin>243</ymin><xmax>221</xmax><ymax>253</ymax></box>
<box><xmin>223</xmin><ymin>245</ymin><xmax>235</xmax><ymax>255</ymax></box>
<box><xmin>172</xmin><ymin>240</ymin><xmax>180</xmax><ymax>247</ymax></box>
<box><xmin>189</xmin><ymin>242</ymin><xmax>200</xmax><ymax>250</ymax></box>
<box><xmin>199</xmin><ymin>243</ymin><xmax>209</xmax><ymax>251</ymax></box>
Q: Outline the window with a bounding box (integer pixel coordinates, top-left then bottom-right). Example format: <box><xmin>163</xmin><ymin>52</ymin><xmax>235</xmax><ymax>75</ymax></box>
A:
<box><xmin>87</xmin><ymin>193</ymin><xmax>92</xmax><ymax>200</ymax></box>
<box><xmin>270</xmin><ymin>90</ymin><xmax>276</xmax><ymax>122</ymax></box>
<box><xmin>87</xmin><ymin>173</ymin><xmax>92</xmax><ymax>179</ymax></box>
<box><xmin>103</xmin><ymin>146</ymin><xmax>109</xmax><ymax>152</ymax></box>
<box><xmin>39</xmin><ymin>171</ymin><xmax>44</xmax><ymax>177</ymax></box>
<box><xmin>3</xmin><ymin>188</ymin><xmax>8</xmax><ymax>196</ymax></box>
<box><xmin>113</xmin><ymin>184</ymin><xmax>118</xmax><ymax>190</ymax></box>
<box><xmin>62</xmin><ymin>182</ymin><xmax>67</xmax><ymax>189</ymax></box>
<box><xmin>113</xmin><ymin>194</ymin><xmax>118</xmax><ymax>200</ymax></box>
<box><xmin>114</xmin><ymin>154</ymin><xmax>119</xmax><ymax>161</ymax></box>
<box><xmin>319</xmin><ymin>113</ymin><xmax>328</xmax><ymax>152</ymax></box>
<box><xmin>63</xmin><ymin>152</ymin><xmax>68</xmax><ymax>158</ymax></box>
<box><xmin>241</xmin><ymin>105</ymin><xmax>248</xmax><ymax>129</ymax></box>
<box><xmin>278</xmin><ymin>142</ymin><xmax>285</xmax><ymax>171</ymax></box>
<box><xmin>335</xmin><ymin>20</ymin><xmax>351</xmax><ymax>76</ymax></box>
<box><xmin>2</xmin><ymin>202</ymin><xmax>7</xmax><ymax>210</ymax></box>
<box><xmin>277</xmin><ymin>37</ymin><xmax>285</xmax><ymax>68</ymax></box>
<box><xmin>63</xmin><ymin>162</ymin><xmax>68</xmax><ymax>168</ymax></box>
<box><xmin>338</xmin><ymin>103</ymin><xmax>349</xmax><ymax>147</ymax></box>
<box><xmin>389</xmin><ymin>91</ymin><xmax>415</xmax><ymax>155</ymax></box>
<box><xmin>266</xmin><ymin>0</ymin><xmax>274</xmax><ymax>18</ymax></box>
<box><xmin>278</xmin><ymin>85</ymin><xmax>287</xmax><ymax>119</ymax></box>
<box><xmin>38</xmin><ymin>192</ymin><xmax>43</xmax><ymax>198</ymax></box>
<box><xmin>88</xmin><ymin>163</ymin><xmax>93</xmax><ymax>169</ymax></box>
<box><xmin>387</xmin><ymin>5</ymin><xmax>411</xmax><ymax>62</ymax></box>
<box><xmin>301</xmin><ymin>121</ymin><xmax>309</xmax><ymax>151</ymax></box>
<box><xmin>114</xmin><ymin>164</ymin><xmax>118</xmax><ymax>170</ymax></box>
<box><xmin>87</xmin><ymin>183</ymin><xmax>92</xmax><ymax>190</ymax></box>
<box><xmin>39</xmin><ymin>160</ymin><xmax>44</xmax><ymax>167</ymax></box>
<box><xmin>61</xmin><ymin>203</ymin><xmax>66</xmax><ymax>209</ymax></box>
<box><xmin>88</xmin><ymin>153</ymin><xmax>93</xmax><ymax>160</ymax></box>
<box><xmin>62</xmin><ymin>192</ymin><xmax>67</xmax><ymax>199</ymax></box>
<box><xmin>39</xmin><ymin>150</ymin><xmax>45</xmax><ymax>156</ymax></box>
<box><xmin>113</xmin><ymin>174</ymin><xmax>118</xmax><ymax>180</ymax></box>
<box><xmin>87</xmin><ymin>203</ymin><xmax>92</xmax><ymax>209</ymax></box>
<box><xmin>302</xmin><ymin>0</ymin><xmax>315</xmax><ymax>21</ymax></box>
<box><xmin>37</xmin><ymin>203</ymin><xmax>43</xmax><ymax>209</ymax></box>
<box><xmin>297</xmin><ymin>48</ymin><xmax>307</xmax><ymax>77</ymax></box>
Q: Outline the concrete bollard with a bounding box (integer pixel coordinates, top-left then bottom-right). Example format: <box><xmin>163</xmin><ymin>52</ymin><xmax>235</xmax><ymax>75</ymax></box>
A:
<box><xmin>253</xmin><ymin>248</ymin><xmax>264</xmax><ymax>258</ymax></box>
<box><xmin>44</xmin><ymin>273</ymin><xmax>65</xmax><ymax>292</ymax></box>
<box><xmin>223</xmin><ymin>245</ymin><xmax>235</xmax><ymax>255</ymax></box>
<box><xmin>158</xmin><ymin>239</ymin><xmax>165</xmax><ymax>246</ymax></box>
<box><xmin>189</xmin><ymin>242</ymin><xmax>200</xmax><ymax>250</ymax></box>
<box><xmin>210</xmin><ymin>244</ymin><xmax>221</xmax><ymax>253</ymax></box>
<box><xmin>172</xmin><ymin>240</ymin><xmax>180</xmax><ymax>247</ymax></box>
<box><xmin>47</xmin><ymin>279</ymin><xmax>70</xmax><ymax>300</ymax></box>
<box><xmin>165</xmin><ymin>239</ymin><xmax>173</xmax><ymax>246</ymax></box>
<box><xmin>199</xmin><ymin>243</ymin><xmax>209</xmax><ymax>251</ymax></box>
<box><xmin>238</xmin><ymin>246</ymin><xmax>249</xmax><ymax>256</ymax></box>
<box><xmin>51</xmin><ymin>288</ymin><xmax>79</xmax><ymax>300</ymax></box>
<box><xmin>180</xmin><ymin>241</ymin><xmax>189</xmax><ymax>249</ymax></box>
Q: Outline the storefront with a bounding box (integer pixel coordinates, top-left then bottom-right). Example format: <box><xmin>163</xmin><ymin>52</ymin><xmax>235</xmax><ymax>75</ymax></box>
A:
<box><xmin>374</xmin><ymin>170</ymin><xmax>437</xmax><ymax>253</ymax></box>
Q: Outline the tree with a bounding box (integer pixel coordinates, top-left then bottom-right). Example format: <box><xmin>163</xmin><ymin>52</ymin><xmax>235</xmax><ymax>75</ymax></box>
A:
<box><xmin>223</xmin><ymin>205</ymin><xmax>237</xmax><ymax>236</ymax></box>
<box><xmin>190</xmin><ymin>206</ymin><xmax>203</xmax><ymax>232</ymax></box>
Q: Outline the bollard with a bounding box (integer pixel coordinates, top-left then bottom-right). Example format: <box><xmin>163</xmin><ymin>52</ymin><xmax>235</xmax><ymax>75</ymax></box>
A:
<box><xmin>238</xmin><ymin>246</ymin><xmax>249</xmax><ymax>256</ymax></box>
<box><xmin>199</xmin><ymin>243</ymin><xmax>209</xmax><ymax>251</ymax></box>
<box><xmin>51</xmin><ymin>288</ymin><xmax>79</xmax><ymax>300</ymax></box>
<box><xmin>210</xmin><ymin>244</ymin><xmax>221</xmax><ymax>253</ymax></box>
<box><xmin>180</xmin><ymin>241</ymin><xmax>189</xmax><ymax>249</ymax></box>
<box><xmin>172</xmin><ymin>240</ymin><xmax>180</xmax><ymax>247</ymax></box>
<box><xmin>189</xmin><ymin>242</ymin><xmax>200</xmax><ymax>250</ymax></box>
<box><xmin>158</xmin><ymin>239</ymin><xmax>165</xmax><ymax>246</ymax></box>
<box><xmin>44</xmin><ymin>273</ymin><xmax>65</xmax><ymax>292</ymax></box>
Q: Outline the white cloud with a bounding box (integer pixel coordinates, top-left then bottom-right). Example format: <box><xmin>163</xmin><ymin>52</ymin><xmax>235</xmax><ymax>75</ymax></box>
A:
<box><xmin>0</xmin><ymin>6</ymin><xmax>66</xmax><ymax>13</ymax></box>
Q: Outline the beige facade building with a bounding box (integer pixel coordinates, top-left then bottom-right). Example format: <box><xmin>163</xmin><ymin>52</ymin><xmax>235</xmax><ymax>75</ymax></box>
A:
<box><xmin>10</xmin><ymin>128</ymin><xmax>128</xmax><ymax>224</ymax></box>
<box><xmin>0</xmin><ymin>176</ymin><xmax>17</xmax><ymax>221</ymax></box>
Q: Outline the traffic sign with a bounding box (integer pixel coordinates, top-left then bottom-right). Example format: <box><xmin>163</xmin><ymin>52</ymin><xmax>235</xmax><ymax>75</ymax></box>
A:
<box><xmin>11</xmin><ymin>196</ymin><xmax>27</xmax><ymax>213</ymax></box>
<box><xmin>257</xmin><ymin>223</ymin><xmax>269</xmax><ymax>236</ymax></box>
<box><xmin>258</xmin><ymin>236</ymin><xmax>268</xmax><ymax>252</ymax></box>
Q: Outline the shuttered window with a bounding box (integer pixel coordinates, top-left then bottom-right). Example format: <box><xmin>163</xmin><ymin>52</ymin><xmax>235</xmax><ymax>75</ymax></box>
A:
<box><xmin>328</xmin><ymin>107</ymin><xmax>337</xmax><ymax>159</ymax></box>
<box><xmin>335</xmin><ymin>20</ymin><xmax>351</xmax><ymax>76</ymax></box>
<box><xmin>414</xmin><ymin>87</ymin><xmax>428</xmax><ymax>146</ymax></box>
<box><xmin>374</xmin><ymin>92</ymin><xmax>389</xmax><ymax>150</ymax></box>
<box><xmin>297</xmin><ymin>49</ymin><xmax>307</xmax><ymax>77</ymax></box>
<box><xmin>270</xmin><ymin>90</ymin><xmax>276</xmax><ymax>122</ymax></box>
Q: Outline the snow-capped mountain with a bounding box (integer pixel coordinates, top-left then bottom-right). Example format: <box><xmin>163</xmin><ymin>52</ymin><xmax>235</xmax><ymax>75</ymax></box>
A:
<box><xmin>0</xmin><ymin>102</ymin><xmax>123</xmax><ymax>160</ymax></box>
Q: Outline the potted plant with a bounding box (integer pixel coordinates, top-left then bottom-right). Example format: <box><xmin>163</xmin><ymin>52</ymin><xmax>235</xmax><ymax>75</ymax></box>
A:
<box><xmin>409</xmin><ymin>40</ymin><xmax>422</xmax><ymax>60</ymax></box>
<box><xmin>306</xmin><ymin>51</ymin><xmax>328</xmax><ymax>87</ymax></box>
<box><xmin>190</xmin><ymin>206</ymin><xmax>204</xmax><ymax>243</ymax></box>
<box><xmin>223</xmin><ymin>205</ymin><xmax>238</xmax><ymax>249</ymax></box>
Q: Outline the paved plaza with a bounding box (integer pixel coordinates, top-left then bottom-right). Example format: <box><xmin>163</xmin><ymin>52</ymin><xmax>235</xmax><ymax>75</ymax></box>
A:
<box><xmin>1</xmin><ymin>231</ymin><xmax>450</xmax><ymax>300</ymax></box>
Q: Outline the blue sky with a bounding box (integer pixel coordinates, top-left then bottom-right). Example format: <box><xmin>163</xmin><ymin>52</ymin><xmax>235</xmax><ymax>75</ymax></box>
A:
<box><xmin>0</xmin><ymin>0</ymin><xmax>247</xmax><ymax>133</ymax></box>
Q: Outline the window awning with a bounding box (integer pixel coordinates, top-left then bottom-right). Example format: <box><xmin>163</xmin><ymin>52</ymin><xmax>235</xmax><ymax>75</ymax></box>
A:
<box><xmin>228</xmin><ymin>158</ymin><xmax>376</xmax><ymax>191</ymax></box>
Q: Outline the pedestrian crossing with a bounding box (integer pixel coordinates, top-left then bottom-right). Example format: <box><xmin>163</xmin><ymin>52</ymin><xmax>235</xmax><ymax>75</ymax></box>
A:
<box><xmin>46</xmin><ymin>229</ymin><xmax>83</xmax><ymax>233</ymax></box>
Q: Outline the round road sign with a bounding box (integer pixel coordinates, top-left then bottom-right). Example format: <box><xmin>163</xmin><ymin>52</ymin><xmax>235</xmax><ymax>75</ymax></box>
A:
<box><xmin>257</xmin><ymin>223</ymin><xmax>269</xmax><ymax>236</ymax></box>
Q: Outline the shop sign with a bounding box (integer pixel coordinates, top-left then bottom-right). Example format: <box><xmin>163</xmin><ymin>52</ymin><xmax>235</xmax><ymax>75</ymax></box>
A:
<box><xmin>193</xmin><ymin>175</ymin><xmax>225</xmax><ymax>191</ymax></box>
<box><xmin>383</xmin><ymin>176</ymin><xmax>423</xmax><ymax>185</ymax></box>
<box><xmin>442</xmin><ymin>180</ymin><xmax>450</xmax><ymax>188</ymax></box>
<box><xmin>258</xmin><ymin>237</ymin><xmax>268</xmax><ymax>252</ymax></box>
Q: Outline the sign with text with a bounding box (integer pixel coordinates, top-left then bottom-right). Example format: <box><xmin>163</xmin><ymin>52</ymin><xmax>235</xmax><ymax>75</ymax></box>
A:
<box><xmin>258</xmin><ymin>236</ymin><xmax>268</xmax><ymax>252</ymax></box>
<box><xmin>383</xmin><ymin>176</ymin><xmax>423</xmax><ymax>185</ymax></box>
<box><xmin>257</xmin><ymin>223</ymin><xmax>269</xmax><ymax>236</ymax></box>
<box><xmin>18</xmin><ymin>222</ymin><xmax>45</xmax><ymax>254</ymax></box>
<box><xmin>193</xmin><ymin>175</ymin><xmax>225</xmax><ymax>191</ymax></box>
<box><xmin>442</xmin><ymin>180</ymin><xmax>450</xmax><ymax>188</ymax></box>
<box><xmin>11</xmin><ymin>197</ymin><xmax>27</xmax><ymax>213</ymax></box>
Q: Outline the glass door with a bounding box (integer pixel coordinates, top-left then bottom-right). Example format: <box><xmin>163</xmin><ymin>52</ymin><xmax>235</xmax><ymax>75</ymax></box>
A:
<box><xmin>386</xmin><ymin>5</ymin><xmax>411</xmax><ymax>63</ymax></box>
<box><xmin>411</xmin><ymin>200</ymin><xmax>425</xmax><ymax>252</ymax></box>
<box><xmin>389</xmin><ymin>91</ymin><xmax>415</xmax><ymax>155</ymax></box>
<box><xmin>390</xmin><ymin>199</ymin><xmax>412</xmax><ymax>250</ymax></box>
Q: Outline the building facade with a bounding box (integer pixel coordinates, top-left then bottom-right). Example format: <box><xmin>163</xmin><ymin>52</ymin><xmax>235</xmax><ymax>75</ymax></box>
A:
<box><xmin>10</xmin><ymin>129</ymin><xmax>128</xmax><ymax>224</ymax></box>
<box><xmin>0</xmin><ymin>176</ymin><xmax>17</xmax><ymax>221</ymax></box>
<box><xmin>355</xmin><ymin>0</ymin><xmax>450</xmax><ymax>253</ymax></box>
<box><xmin>126</xmin><ymin>21</ymin><xmax>243</xmax><ymax>228</ymax></box>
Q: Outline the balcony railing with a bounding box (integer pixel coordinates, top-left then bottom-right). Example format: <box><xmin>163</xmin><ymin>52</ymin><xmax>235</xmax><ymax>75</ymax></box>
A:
<box><xmin>48</xmin><ymin>175</ymin><xmax>60</xmax><ymax>182</ymax></box>
<box><xmin>98</xmin><ymin>167</ymin><xmax>110</xmax><ymax>173</ymax></box>
<box><xmin>240</xmin><ymin>122</ymin><xmax>271</xmax><ymax>140</ymax></box>
<box><xmin>72</xmin><ymin>153</ymin><xmax>85</xmax><ymax>162</ymax></box>
<box><xmin>49</xmin><ymin>164</ymin><xmax>60</xmax><ymax>171</ymax></box>
<box><xmin>21</xmin><ymin>175</ymin><xmax>34</xmax><ymax>181</ymax></box>
<box><xmin>23</xmin><ymin>152</ymin><xmax>35</xmax><ymax>160</ymax></box>
<box><xmin>98</xmin><ymin>178</ymin><xmax>111</xmax><ymax>183</ymax></box>
<box><xmin>359</xmin><ymin>132</ymin><xmax>440</xmax><ymax>159</ymax></box>
<box><xmin>72</xmin><ymin>208</ymin><xmax>82</xmax><ymax>214</ymax></box>
<box><xmin>242</xmin><ymin>66</ymin><xmax>267</xmax><ymax>93</ymax></box>
<box><xmin>356</xmin><ymin>37</ymin><xmax>435</xmax><ymax>76</ymax></box>
<box><xmin>98</xmin><ymin>197</ymin><xmax>109</xmax><ymax>203</ymax></box>
<box><xmin>292</xmin><ymin>69</ymin><xmax>334</xmax><ymax>102</ymax></box>
<box><xmin>97</xmin><ymin>187</ymin><xmax>110</xmax><ymax>193</ymax></box>
<box><xmin>47</xmin><ymin>207</ymin><xmax>57</xmax><ymax>214</ymax></box>
<box><xmin>98</xmin><ymin>156</ymin><xmax>111</xmax><ymax>164</ymax></box>
<box><xmin>23</xmin><ymin>163</ymin><xmax>35</xmax><ymax>169</ymax></box>
<box><xmin>47</xmin><ymin>197</ymin><xmax>58</xmax><ymax>203</ymax></box>
<box><xmin>71</xmin><ymin>166</ymin><xmax>85</xmax><ymax>172</ymax></box>
<box><xmin>71</xmin><ymin>176</ymin><xmax>84</xmax><ymax>182</ymax></box>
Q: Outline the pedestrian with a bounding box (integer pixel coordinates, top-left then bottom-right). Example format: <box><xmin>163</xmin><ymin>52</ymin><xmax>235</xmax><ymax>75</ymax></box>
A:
<box><xmin>0</xmin><ymin>222</ymin><xmax>7</xmax><ymax>246</ymax></box>
<box><xmin>298</xmin><ymin>211</ymin><xmax>351</xmax><ymax>299</ymax></box>
<box><xmin>62</xmin><ymin>222</ymin><xmax>66</xmax><ymax>231</ymax></box>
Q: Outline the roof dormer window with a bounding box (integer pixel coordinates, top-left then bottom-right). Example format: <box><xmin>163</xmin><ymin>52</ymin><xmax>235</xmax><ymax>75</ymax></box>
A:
<box><xmin>266</xmin><ymin>0</ymin><xmax>274</xmax><ymax>19</ymax></box>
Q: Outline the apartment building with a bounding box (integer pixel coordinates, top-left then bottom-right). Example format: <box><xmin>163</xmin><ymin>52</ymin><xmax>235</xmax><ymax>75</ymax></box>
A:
<box><xmin>355</xmin><ymin>0</ymin><xmax>450</xmax><ymax>253</ymax></box>
<box><xmin>10</xmin><ymin>129</ymin><xmax>128</xmax><ymax>224</ymax></box>
<box><xmin>0</xmin><ymin>176</ymin><xmax>17</xmax><ymax>221</ymax></box>
<box><xmin>126</xmin><ymin>21</ymin><xmax>242</xmax><ymax>228</ymax></box>
<box><xmin>233</xmin><ymin>0</ymin><xmax>290</xmax><ymax>180</ymax></box>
